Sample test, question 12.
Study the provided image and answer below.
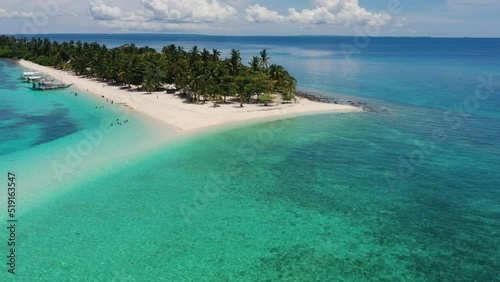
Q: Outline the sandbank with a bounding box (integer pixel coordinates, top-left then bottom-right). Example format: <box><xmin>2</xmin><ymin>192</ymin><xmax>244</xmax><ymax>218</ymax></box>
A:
<box><xmin>18</xmin><ymin>59</ymin><xmax>360</xmax><ymax>132</ymax></box>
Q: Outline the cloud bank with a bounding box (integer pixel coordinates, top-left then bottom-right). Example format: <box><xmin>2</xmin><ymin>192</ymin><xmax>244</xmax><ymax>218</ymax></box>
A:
<box><xmin>0</xmin><ymin>9</ymin><xmax>35</xmax><ymax>20</ymax></box>
<box><xmin>88</xmin><ymin>0</ymin><xmax>391</xmax><ymax>31</ymax></box>
<box><xmin>88</xmin><ymin>0</ymin><xmax>238</xmax><ymax>31</ymax></box>
<box><xmin>141</xmin><ymin>0</ymin><xmax>237</xmax><ymax>23</ymax></box>
<box><xmin>246</xmin><ymin>0</ymin><xmax>390</xmax><ymax>26</ymax></box>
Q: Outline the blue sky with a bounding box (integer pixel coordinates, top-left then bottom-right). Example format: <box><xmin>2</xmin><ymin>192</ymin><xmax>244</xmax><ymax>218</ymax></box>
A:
<box><xmin>0</xmin><ymin>0</ymin><xmax>498</xmax><ymax>37</ymax></box>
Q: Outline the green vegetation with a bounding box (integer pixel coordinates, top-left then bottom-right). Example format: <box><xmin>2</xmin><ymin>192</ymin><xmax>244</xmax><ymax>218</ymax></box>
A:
<box><xmin>0</xmin><ymin>36</ymin><xmax>297</xmax><ymax>106</ymax></box>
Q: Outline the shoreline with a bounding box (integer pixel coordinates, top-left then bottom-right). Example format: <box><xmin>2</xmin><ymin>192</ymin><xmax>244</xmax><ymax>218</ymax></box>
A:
<box><xmin>17</xmin><ymin>59</ymin><xmax>361</xmax><ymax>132</ymax></box>
<box><xmin>295</xmin><ymin>91</ymin><xmax>374</xmax><ymax>112</ymax></box>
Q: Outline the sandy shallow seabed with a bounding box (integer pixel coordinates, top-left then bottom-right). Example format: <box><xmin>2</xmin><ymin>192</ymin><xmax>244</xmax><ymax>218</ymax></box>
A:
<box><xmin>18</xmin><ymin>59</ymin><xmax>360</xmax><ymax>132</ymax></box>
<box><xmin>4</xmin><ymin>60</ymin><xmax>360</xmax><ymax>218</ymax></box>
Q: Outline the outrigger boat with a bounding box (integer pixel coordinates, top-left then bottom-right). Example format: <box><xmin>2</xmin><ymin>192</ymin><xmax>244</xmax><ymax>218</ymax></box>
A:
<box><xmin>21</xmin><ymin>71</ymin><xmax>42</xmax><ymax>78</ymax></box>
<box><xmin>31</xmin><ymin>81</ymin><xmax>73</xmax><ymax>91</ymax></box>
<box><xmin>20</xmin><ymin>72</ymin><xmax>46</xmax><ymax>82</ymax></box>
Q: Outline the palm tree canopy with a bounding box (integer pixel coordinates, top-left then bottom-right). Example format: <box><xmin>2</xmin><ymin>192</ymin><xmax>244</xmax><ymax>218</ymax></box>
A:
<box><xmin>0</xmin><ymin>35</ymin><xmax>299</xmax><ymax>107</ymax></box>
<box><xmin>260</xmin><ymin>48</ymin><xmax>270</xmax><ymax>68</ymax></box>
<box><xmin>212</xmin><ymin>48</ymin><xmax>221</xmax><ymax>61</ymax></box>
<box><xmin>249</xmin><ymin>56</ymin><xmax>261</xmax><ymax>72</ymax></box>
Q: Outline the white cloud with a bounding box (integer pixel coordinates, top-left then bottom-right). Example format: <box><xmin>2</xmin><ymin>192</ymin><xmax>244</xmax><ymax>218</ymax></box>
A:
<box><xmin>226</xmin><ymin>0</ymin><xmax>250</xmax><ymax>9</ymax></box>
<box><xmin>245</xmin><ymin>4</ymin><xmax>285</xmax><ymax>23</ymax></box>
<box><xmin>99</xmin><ymin>20</ymin><xmax>208</xmax><ymax>32</ymax></box>
<box><xmin>90</xmin><ymin>2</ymin><xmax>149</xmax><ymax>23</ymax></box>
<box><xmin>245</xmin><ymin>0</ymin><xmax>391</xmax><ymax>27</ymax></box>
<box><xmin>141</xmin><ymin>0</ymin><xmax>237</xmax><ymax>23</ymax></box>
<box><xmin>88</xmin><ymin>0</ymin><xmax>237</xmax><ymax>32</ymax></box>
<box><xmin>313</xmin><ymin>0</ymin><xmax>345</xmax><ymax>13</ymax></box>
<box><xmin>393</xmin><ymin>18</ymin><xmax>407</xmax><ymax>28</ymax></box>
<box><xmin>0</xmin><ymin>9</ymin><xmax>36</xmax><ymax>20</ymax></box>
<box><xmin>89</xmin><ymin>2</ymin><xmax>124</xmax><ymax>21</ymax></box>
<box><xmin>288</xmin><ymin>7</ymin><xmax>334</xmax><ymax>25</ymax></box>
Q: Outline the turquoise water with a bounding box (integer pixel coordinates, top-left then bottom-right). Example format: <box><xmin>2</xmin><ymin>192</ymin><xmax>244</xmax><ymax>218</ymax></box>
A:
<box><xmin>2</xmin><ymin>36</ymin><xmax>500</xmax><ymax>281</ymax></box>
<box><xmin>0</xmin><ymin>61</ymin><xmax>82</xmax><ymax>155</ymax></box>
<box><xmin>0</xmin><ymin>59</ymin><xmax>179</xmax><ymax>217</ymax></box>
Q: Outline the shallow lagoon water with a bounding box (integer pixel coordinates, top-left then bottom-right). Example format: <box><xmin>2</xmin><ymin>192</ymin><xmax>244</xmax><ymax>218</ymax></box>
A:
<box><xmin>12</xmin><ymin>112</ymin><xmax>500</xmax><ymax>281</ymax></box>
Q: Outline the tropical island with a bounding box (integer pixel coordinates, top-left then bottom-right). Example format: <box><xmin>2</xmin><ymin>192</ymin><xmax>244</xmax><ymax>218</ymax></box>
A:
<box><xmin>0</xmin><ymin>36</ymin><xmax>359</xmax><ymax>131</ymax></box>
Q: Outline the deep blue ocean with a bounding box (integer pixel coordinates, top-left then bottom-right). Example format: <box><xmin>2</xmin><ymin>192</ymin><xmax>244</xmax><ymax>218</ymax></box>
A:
<box><xmin>1</xmin><ymin>35</ymin><xmax>499</xmax><ymax>281</ymax></box>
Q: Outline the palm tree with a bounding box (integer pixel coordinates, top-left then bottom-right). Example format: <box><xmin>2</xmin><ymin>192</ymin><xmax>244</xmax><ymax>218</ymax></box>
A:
<box><xmin>249</xmin><ymin>56</ymin><xmax>261</xmax><ymax>73</ymax></box>
<box><xmin>189</xmin><ymin>45</ymin><xmax>200</xmax><ymax>64</ymax></box>
<box><xmin>235</xmin><ymin>74</ymin><xmax>253</xmax><ymax>107</ymax></box>
<box><xmin>190</xmin><ymin>46</ymin><xmax>199</xmax><ymax>55</ymax></box>
<box><xmin>212</xmin><ymin>48</ymin><xmax>221</xmax><ymax>61</ymax></box>
<box><xmin>287</xmin><ymin>76</ymin><xmax>298</xmax><ymax>94</ymax></box>
<box><xmin>230</xmin><ymin>49</ymin><xmax>241</xmax><ymax>62</ymax></box>
<box><xmin>268</xmin><ymin>64</ymin><xmax>286</xmax><ymax>90</ymax></box>
<box><xmin>228</xmin><ymin>49</ymin><xmax>242</xmax><ymax>76</ymax></box>
<box><xmin>251</xmin><ymin>72</ymin><xmax>271</xmax><ymax>102</ymax></box>
<box><xmin>142</xmin><ymin>74</ymin><xmax>159</xmax><ymax>93</ymax></box>
<box><xmin>260</xmin><ymin>48</ymin><xmax>270</xmax><ymax>69</ymax></box>
<box><xmin>162</xmin><ymin>44</ymin><xmax>178</xmax><ymax>61</ymax></box>
<box><xmin>189</xmin><ymin>73</ymin><xmax>208</xmax><ymax>103</ymax></box>
<box><xmin>219</xmin><ymin>75</ymin><xmax>236</xmax><ymax>103</ymax></box>
<box><xmin>282</xmin><ymin>76</ymin><xmax>298</xmax><ymax>102</ymax></box>
<box><xmin>201</xmin><ymin>48</ymin><xmax>210</xmax><ymax>61</ymax></box>
<box><xmin>173</xmin><ymin>60</ymin><xmax>190</xmax><ymax>92</ymax></box>
<box><xmin>260</xmin><ymin>93</ymin><xmax>275</xmax><ymax>106</ymax></box>
<box><xmin>0</xmin><ymin>35</ymin><xmax>301</xmax><ymax>108</ymax></box>
<box><xmin>228</xmin><ymin>60</ymin><xmax>239</xmax><ymax>76</ymax></box>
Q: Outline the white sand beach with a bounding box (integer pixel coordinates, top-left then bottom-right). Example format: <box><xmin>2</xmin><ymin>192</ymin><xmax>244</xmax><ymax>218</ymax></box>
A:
<box><xmin>18</xmin><ymin>59</ymin><xmax>360</xmax><ymax>131</ymax></box>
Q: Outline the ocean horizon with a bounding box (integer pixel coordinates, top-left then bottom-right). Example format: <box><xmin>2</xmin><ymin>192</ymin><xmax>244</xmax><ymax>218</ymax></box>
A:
<box><xmin>1</xmin><ymin>34</ymin><xmax>499</xmax><ymax>281</ymax></box>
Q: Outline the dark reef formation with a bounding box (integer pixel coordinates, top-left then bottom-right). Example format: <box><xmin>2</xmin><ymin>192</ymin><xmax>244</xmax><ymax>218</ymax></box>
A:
<box><xmin>295</xmin><ymin>91</ymin><xmax>373</xmax><ymax>112</ymax></box>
